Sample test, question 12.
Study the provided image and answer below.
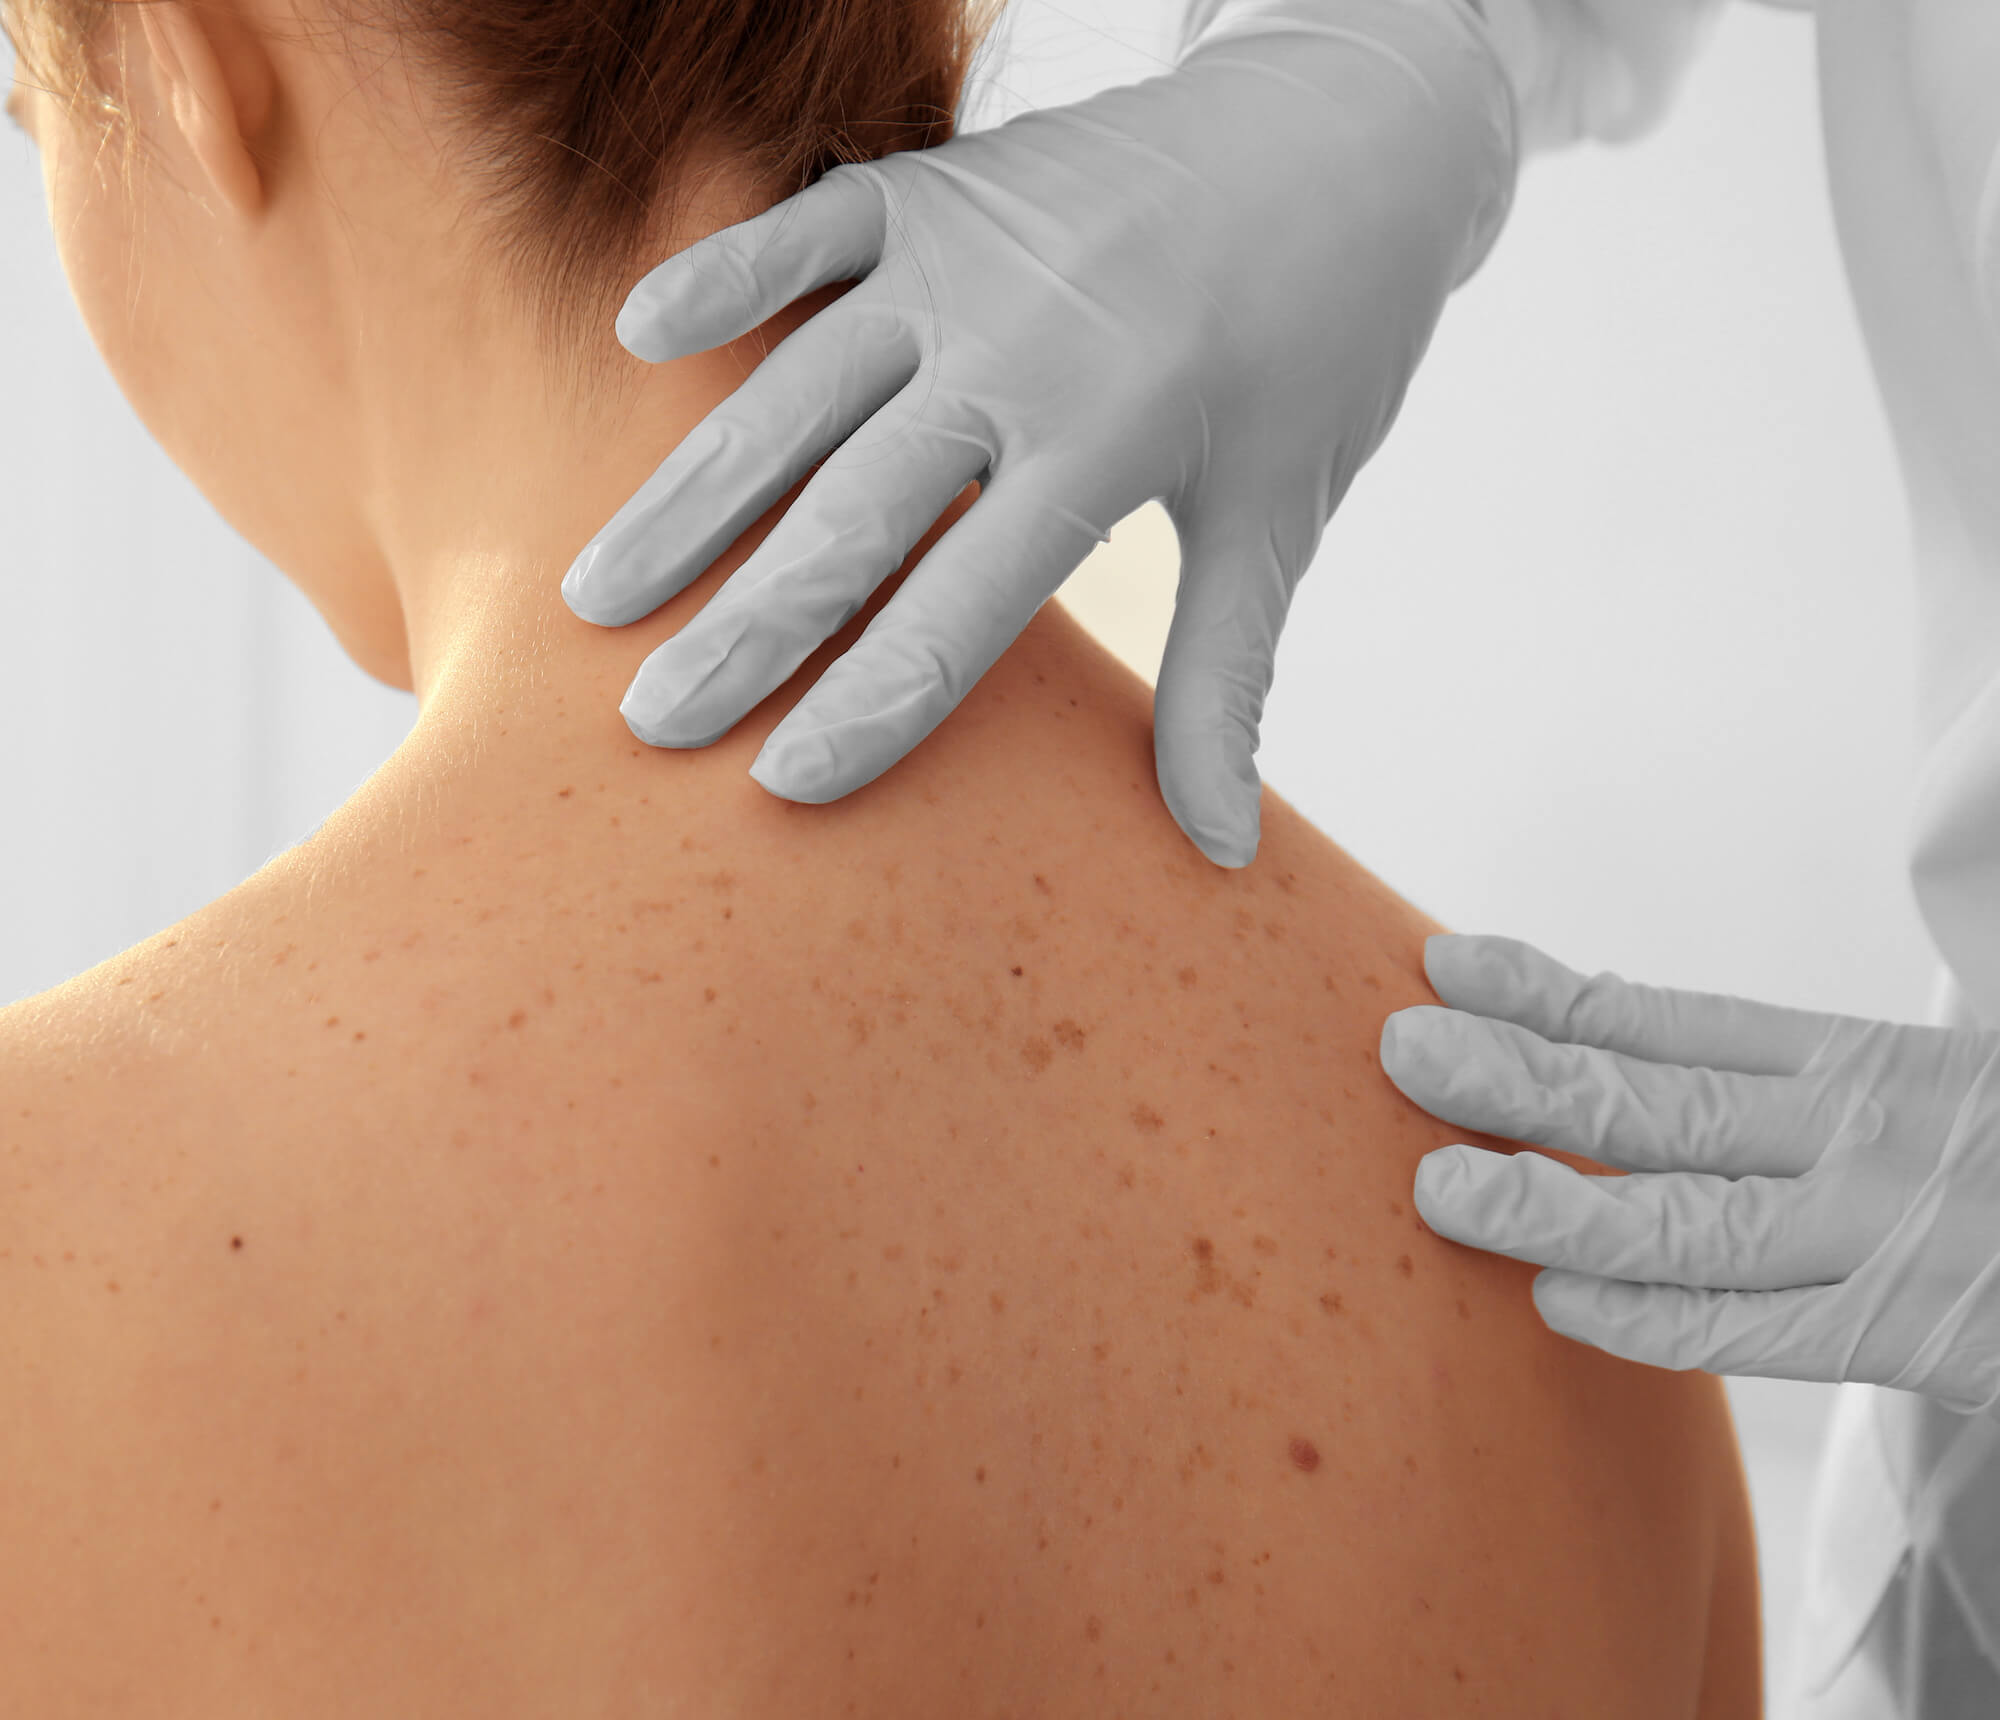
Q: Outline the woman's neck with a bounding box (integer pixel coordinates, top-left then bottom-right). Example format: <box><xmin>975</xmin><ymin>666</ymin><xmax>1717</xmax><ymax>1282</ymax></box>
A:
<box><xmin>284</xmin><ymin>270</ymin><xmax>1105</xmax><ymax>887</ymax></box>
<box><xmin>377</xmin><ymin>286</ymin><xmax>825</xmax><ymax>710</ymax></box>
<box><xmin>384</xmin><ymin>458</ymin><xmax>989</xmax><ymax>825</ymax></box>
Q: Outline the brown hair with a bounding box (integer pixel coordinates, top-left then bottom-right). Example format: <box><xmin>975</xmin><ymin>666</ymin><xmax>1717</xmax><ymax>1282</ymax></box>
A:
<box><xmin>4</xmin><ymin>0</ymin><xmax>996</xmax><ymax>380</ymax></box>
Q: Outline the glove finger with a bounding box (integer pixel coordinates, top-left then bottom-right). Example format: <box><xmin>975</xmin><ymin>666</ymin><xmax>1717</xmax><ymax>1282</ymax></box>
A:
<box><xmin>1414</xmin><ymin>1144</ymin><xmax>1878</xmax><ymax>1289</ymax></box>
<box><xmin>1530</xmin><ymin>1270</ymin><xmax>1850</xmax><ymax>1384</ymax></box>
<box><xmin>1381</xmin><ymin>1006</ymin><xmax>1873</xmax><ymax>1177</ymax></box>
<box><xmin>747</xmin><ymin>462</ymin><xmax>1112</xmax><ymax>802</ymax></box>
<box><xmin>1151</xmin><ymin>506</ymin><xmax>1311</xmax><ymax>871</ymax></box>
<box><xmin>616</xmin><ymin>167</ymin><xmax>890</xmax><ymax>363</ymax></box>
<box><xmin>620</xmin><ymin>389</ymin><xmax>992</xmax><ymax>746</ymax></box>
<box><xmin>1421</xmin><ymin>933</ymin><xmax>1857</xmax><ymax>1077</ymax></box>
<box><xmin>565</xmin><ymin>294</ymin><xmax>918</xmax><ymax>628</ymax></box>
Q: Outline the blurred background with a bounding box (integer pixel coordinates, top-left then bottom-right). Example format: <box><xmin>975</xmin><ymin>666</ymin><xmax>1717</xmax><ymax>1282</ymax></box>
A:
<box><xmin>1</xmin><ymin>2</ymin><xmax>1929</xmax><ymax>1709</ymax></box>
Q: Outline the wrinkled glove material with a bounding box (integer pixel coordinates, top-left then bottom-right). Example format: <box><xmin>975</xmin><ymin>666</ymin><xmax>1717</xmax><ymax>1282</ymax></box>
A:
<box><xmin>1471</xmin><ymin>0</ymin><xmax>1725</xmax><ymax>150</ymax></box>
<box><xmin>563</xmin><ymin>0</ymin><xmax>1516</xmax><ymax>867</ymax></box>
<box><xmin>1381</xmin><ymin>932</ymin><xmax>2000</xmax><ymax>1416</ymax></box>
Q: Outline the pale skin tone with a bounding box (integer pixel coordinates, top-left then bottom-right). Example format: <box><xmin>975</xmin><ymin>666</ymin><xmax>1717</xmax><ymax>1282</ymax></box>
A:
<box><xmin>0</xmin><ymin>6</ymin><xmax>1761</xmax><ymax>1709</ymax></box>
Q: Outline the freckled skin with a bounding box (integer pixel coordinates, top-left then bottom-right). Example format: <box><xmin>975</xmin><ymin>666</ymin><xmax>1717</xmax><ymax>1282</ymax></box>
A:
<box><xmin>0</xmin><ymin>595</ymin><xmax>1755</xmax><ymax>1715</ymax></box>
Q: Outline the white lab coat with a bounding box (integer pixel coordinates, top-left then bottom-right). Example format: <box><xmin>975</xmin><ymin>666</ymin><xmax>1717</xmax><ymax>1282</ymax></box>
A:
<box><xmin>1482</xmin><ymin>0</ymin><xmax>2000</xmax><ymax>1709</ymax></box>
<box><xmin>1199</xmin><ymin>0</ymin><xmax>2000</xmax><ymax>1709</ymax></box>
<box><xmin>1792</xmin><ymin>1</ymin><xmax>2000</xmax><ymax>1713</ymax></box>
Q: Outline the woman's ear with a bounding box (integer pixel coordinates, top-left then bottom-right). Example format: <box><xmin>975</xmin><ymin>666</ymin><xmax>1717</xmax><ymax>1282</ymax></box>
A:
<box><xmin>137</xmin><ymin>1</ymin><xmax>276</xmax><ymax>218</ymax></box>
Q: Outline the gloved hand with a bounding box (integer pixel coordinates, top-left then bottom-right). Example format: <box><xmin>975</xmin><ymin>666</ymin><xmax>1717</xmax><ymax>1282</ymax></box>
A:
<box><xmin>1380</xmin><ymin>932</ymin><xmax>2000</xmax><ymax>1416</ymax></box>
<box><xmin>561</xmin><ymin>0</ymin><xmax>1516</xmax><ymax>868</ymax></box>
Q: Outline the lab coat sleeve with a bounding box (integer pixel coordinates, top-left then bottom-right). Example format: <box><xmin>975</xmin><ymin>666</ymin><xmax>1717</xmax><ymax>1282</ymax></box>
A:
<box><xmin>1953</xmin><ymin>30</ymin><xmax>2000</xmax><ymax>347</ymax></box>
<box><xmin>1899</xmin><ymin>1</ymin><xmax>2000</xmax><ymax>354</ymax></box>
<box><xmin>1462</xmin><ymin>0</ymin><xmax>1725</xmax><ymax>149</ymax></box>
<box><xmin>1984</xmin><ymin>184</ymin><xmax>2000</xmax><ymax>349</ymax></box>
<box><xmin>1177</xmin><ymin>0</ymin><xmax>1722</xmax><ymax>154</ymax></box>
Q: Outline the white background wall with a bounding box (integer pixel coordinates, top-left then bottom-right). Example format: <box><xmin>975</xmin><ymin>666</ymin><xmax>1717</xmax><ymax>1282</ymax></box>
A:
<box><xmin>1</xmin><ymin>4</ymin><xmax>1930</xmax><ymax>1709</ymax></box>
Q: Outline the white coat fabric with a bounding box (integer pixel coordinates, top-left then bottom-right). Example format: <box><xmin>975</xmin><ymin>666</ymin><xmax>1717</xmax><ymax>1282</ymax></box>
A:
<box><xmin>1466</xmin><ymin>0</ymin><xmax>2000</xmax><ymax>1708</ymax></box>
<box><xmin>1178</xmin><ymin>0</ymin><xmax>2000</xmax><ymax>1708</ymax></box>
<box><xmin>1788</xmin><ymin>0</ymin><xmax>2000</xmax><ymax>1713</ymax></box>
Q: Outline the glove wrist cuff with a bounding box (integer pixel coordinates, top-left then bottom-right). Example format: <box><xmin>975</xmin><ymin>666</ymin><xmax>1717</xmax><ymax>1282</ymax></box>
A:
<box><xmin>1176</xmin><ymin>0</ymin><xmax>1519</xmax><ymax>289</ymax></box>
<box><xmin>1473</xmin><ymin>0</ymin><xmax>1725</xmax><ymax>152</ymax></box>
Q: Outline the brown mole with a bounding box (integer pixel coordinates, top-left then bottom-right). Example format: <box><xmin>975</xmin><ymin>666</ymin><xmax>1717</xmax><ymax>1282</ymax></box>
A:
<box><xmin>1288</xmin><ymin>1438</ymin><xmax>1321</xmax><ymax>1473</ymax></box>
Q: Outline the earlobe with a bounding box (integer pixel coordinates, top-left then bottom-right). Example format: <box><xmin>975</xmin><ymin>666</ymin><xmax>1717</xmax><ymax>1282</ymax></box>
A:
<box><xmin>138</xmin><ymin>1</ymin><xmax>273</xmax><ymax>219</ymax></box>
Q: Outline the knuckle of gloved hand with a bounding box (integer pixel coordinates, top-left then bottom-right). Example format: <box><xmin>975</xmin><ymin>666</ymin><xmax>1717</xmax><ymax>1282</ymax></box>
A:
<box><xmin>1461</xmin><ymin>1083</ymin><xmax>1543</xmax><ymax>1151</ymax></box>
<box><xmin>835</xmin><ymin>300</ymin><xmax>917</xmax><ymax>384</ymax></box>
<box><xmin>1805</xmin><ymin>1082</ymin><xmax>1886</xmax><ymax>1173</ymax></box>
<box><xmin>696</xmin><ymin>402</ymin><xmax>756</xmax><ymax>471</ymax></box>
<box><xmin>1661</xmin><ymin>1281</ymin><xmax>1743</xmax><ymax>1372</ymax></box>
<box><xmin>1562</xmin><ymin>1072</ymin><xmax>1636</xmax><ymax>1163</ymax></box>
<box><xmin>1663</xmin><ymin>1069</ymin><xmax>1736</xmax><ymax>1168</ymax></box>
<box><xmin>1710</xmin><ymin>1184</ymin><xmax>1775</xmax><ymax>1284</ymax></box>
<box><xmin>1502</xmin><ymin>1035</ymin><xmax>1590</xmax><ymax>1149</ymax></box>
<box><xmin>1546</xmin><ymin>965</ymin><xmax>1631</xmax><ymax>1046</ymax></box>
<box><xmin>1400</xmin><ymin>1020</ymin><xmax>1508</xmax><ymax>1127</ymax></box>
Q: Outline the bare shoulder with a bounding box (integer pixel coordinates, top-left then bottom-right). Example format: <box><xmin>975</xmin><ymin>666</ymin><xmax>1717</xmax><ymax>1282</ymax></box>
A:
<box><xmin>0</xmin><ymin>926</ymin><xmax>193</xmax><ymax>1254</ymax></box>
<box><xmin>0</xmin><ymin>926</ymin><xmax>237</xmax><ymax>1707</ymax></box>
<box><xmin>0</xmin><ymin>753</ymin><xmax>1764</xmax><ymax>1716</ymax></box>
<box><xmin>1241</xmin><ymin>790</ymin><xmax>1761</xmax><ymax>1714</ymax></box>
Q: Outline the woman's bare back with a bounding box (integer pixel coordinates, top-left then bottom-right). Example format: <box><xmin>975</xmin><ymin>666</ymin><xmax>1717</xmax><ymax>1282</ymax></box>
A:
<box><xmin>0</xmin><ymin>599</ymin><xmax>1756</xmax><ymax>1716</ymax></box>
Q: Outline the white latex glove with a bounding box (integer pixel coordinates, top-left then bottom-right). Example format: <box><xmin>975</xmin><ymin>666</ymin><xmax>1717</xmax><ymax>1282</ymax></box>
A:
<box><xmin>1380</xmin><ymin>933</ymin><xmax>2000</xmax><ymax>1416</ymax></box>
<box><xmin>1472</xmin><ymin>0</ymin><xmax>1724</xmax><ymax>149</ymax></box>
<box><xmin>561</xmin><ymin>0</ymin><xmax>1515</xmax><ymax>868</ymax></box>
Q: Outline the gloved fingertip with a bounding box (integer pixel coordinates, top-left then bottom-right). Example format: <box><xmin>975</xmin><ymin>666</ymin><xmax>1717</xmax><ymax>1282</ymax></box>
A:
<box><xmin>615</xmin><ymin>278</ymin><xmax>696</xmax><ymax>363</ymax></box>
<box><xmin>1380</xmin><ymin>1004</ymin><xmax>1454</xmax><ymax>1078</ymax></box>
<box><xmin>561</xmin><ymin>541</ymin><xmax>598</xmax><ymax>612</ymax></box>
<box><xmin>1189</xmin><ymin>790</ymin><xmax>1261</xmax><ymax>869</ymax></box>
<box><xmin>618</xmin><ymin>675</ymin><xmax>672</xmax><ymax>747</ymax></box>
<box><xmin>1157</xmin><ymin>717</ymin><xmax>1263</xmax><ymax>868</ymax></box>
<box><xmin>1530</xmin><ymin>1268</ymin><xmax>1596</xmax><ymax>1338</ymax></box>
<box><xmin>1378</xmin><ymin>1008</ymin><xmax>1406</xmax><ymax>1065</ymax></box>
<box><xmin>621</xmin><ymin>657</ymin><xmax>713</xmax><ymax>747</ymax></box>
<box><xmin>1411</xmin><ymin>1145</ymin><xmax>1457</xmax><ymax>1208</ymax></box>
<box><xmin>750</xmin><ymin>728</ymin><xmax>837</xmax><ymax>804</ymax></box>
<box><xmin>563</xmin><ymin>539</ymin><xmax>637</xmax><ymax>624</ymax></box>
<box><xmin>1202</xmin><ymin>832</ymin><xmax>1258</xmax><ymax>870</ymax></box>
<box><xmin>1412</xmin><ymin>1143</ymin><xmax>1487</xmax><ymax>1232</ymax></box>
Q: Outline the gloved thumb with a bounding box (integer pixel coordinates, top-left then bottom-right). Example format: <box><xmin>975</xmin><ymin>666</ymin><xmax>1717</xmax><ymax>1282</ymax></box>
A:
<box><xmin>615</xmin><ymin>166</ymin><xmax>890</xmax><ymax>363</ymax></box>
<box><xmin>1152</xmin><ymin>507</ymin><xmax>1308</xmax><ymax>869</ymax></box>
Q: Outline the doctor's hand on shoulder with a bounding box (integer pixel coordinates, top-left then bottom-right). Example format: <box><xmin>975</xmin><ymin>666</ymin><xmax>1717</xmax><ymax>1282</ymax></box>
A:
<box><xmin>1383</xmin><ymin>933</ymin><xmax>2000</xmax><ymax>1417</ymax></box>
<box><xmin>560</xmin><ymin>0</ymin><xmax>1516</xmax><ymax>869</ymax></box>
